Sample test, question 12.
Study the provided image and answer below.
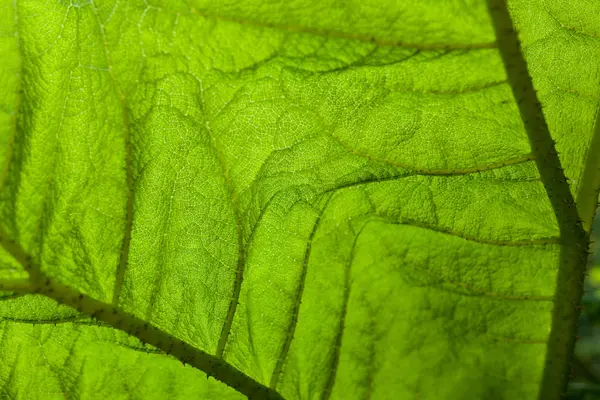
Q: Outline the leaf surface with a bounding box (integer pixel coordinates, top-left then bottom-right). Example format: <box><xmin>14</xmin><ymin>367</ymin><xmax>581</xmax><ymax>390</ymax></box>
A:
<box><xmin>0</xmin><ymin>0</ymin><xmax>599</xmax><ymax>399</ymax></box>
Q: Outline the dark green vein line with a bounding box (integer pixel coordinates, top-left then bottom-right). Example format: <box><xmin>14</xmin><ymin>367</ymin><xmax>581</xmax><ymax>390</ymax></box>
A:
<box><xmin>485</xmin><ymin>2</ymin><xmax>591</xmax><ymax>400</ymax></box>
<box><xmin>59</xmin><ymin>331</ymin><xmax>83</xmax><ymax>396</ymax></box>
<box><xmin>194</xmin><ymin>78</ymin><xmax>246</xmax><ymax>359</ymax></box>
<box><xmin>70</xmin><ymin>319</ymin><xmax>109</xmax><ymax>328</ymax></box>
<box><xmin>36</xmin><ymin>333</ymin><xmax>71</xmax><ymax>397</ymax></box>
<box><xmin>73</xmin><ymin>357</ymin><xmax>87</xmax><ymax>399</ymax></box>
<box><xmin>103</xmin><ymin>340</ymin><xmax>164</xmax><ymax>355</ymax></box>
<box><xmin>269</xmin><ymin>193</ymin><xmax>334</xmax><ymax>390</ymax></box>
<box><xmin>319</xmin><ymin>46</ymin><xmax>407</xmax><ymax>75</ymax></box>
<box><xmin>376</xmin><ymin>215</ymin><xmax>560</xmax><ymax>247</ymax></box>
<box><xmin>90</xmin><ymin>2</ymin><xmax>134</xmax><ymax>307</ymax></box>
<box><xmin>0</xmin><ymin>229</ymin><xmax>285</xmax><ymax>400</ymax></box>
<box><xmin>144</xmin><ymin>178</ymin><xmax>175</xmax><ymax>321</ymax></box>
<box><xmin>576</xmin><ymin>98</ymin><xmax>600</xmax><ymax>233</ymax></box>
<box><xmin>244</xmin><ymin>294</ymin><xmax>262</xmax><ymax>385</ymax></box>
<box><xmin>216</xmin><ymin>236</ymin><xmax>245</xmax><ymax>359</ymax></box>
<box><xmin>325</xmin><ymin>180</ymin><xmax>561</xmax><ymax>247</ymax></box>
<box><xmin>429</xmin><ymin>279</ymin><xmax>553</xmax><ymax>302</ymax></box>
<box><xmin>0</xmin><ymin>226</ymin><xmax>36</xmax><ymax>280</ymax></box>
<box><xmin>185</xmin><ymin>3</ymin><xmax>496</xmax><ymax>51</ymax></box>
<box><xmin>1</xmin><ymin>341</ymin><xmax>20</xmax><ymax>397</ymax></box>
<box><xmin>322</xmin><ymin>222</ymin><xmax>364</xmax><ymax>400</ymax></box>
<box><xmin>0</xmin><ymin>1</ymin><xmax>23</xmax><ymax>196</ymax></box>
<box><xmin>245</xmin><ymin>157</ymin><xmax>542</xmax><ymax>253</ymax></box>
<box><xmin>362</xmin><ymin>312</ymin><xmax>377</xmax><ymax>400</ymax></box>
<box><xmin>44</xmin><ymin>278</ymin><xmax>284</xmax><ymax>400</ymax></box>
<box><xmin>416</xmin><ymin>262</ymin><xmax>553</xmax><ymax>302</ymax></box>
<box><xmin>330</xmin><ymin>126</ymin><xmax>536</xmax><ymax>174</ymax></box>
<box><xmin>247</xmin><ymin>177</ymin><xmax>557</xmax><ymax>260</ymax></box>
<box><xmin>390</xmin><ymin>79</ymin><xmax>508</xmax><ymax>96</ymax></box>
<box><xmin>217</xmin><ymin>258</ymin><xmax>250</xmax><ymax>353</ymax></box>
<box><xmin>367</xmin><ymin>217</ymin><xmax>555</xmax><ymax>301</ymax></box>
<box><xmin>0</xmin><ymin>315</ymin><xmax>82</xmax><ymax>325</ymax></box>
<box><xmin>242</xmin><ymin>186</ymin><xmax>307</xmax><ymax>255</ymax></box>
<box><xmin>543</xmin><ymin>6</ymin><xmax>600</xmax><ymax>40</ymax></box>
<box><xmin>485</xmin><ymin>333</ymin><xmax>547</xmax><ymax>345</ymax></box>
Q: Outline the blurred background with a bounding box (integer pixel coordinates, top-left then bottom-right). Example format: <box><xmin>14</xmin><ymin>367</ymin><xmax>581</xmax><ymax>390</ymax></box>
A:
<box><xmin>568</xmin><ymin>205</ymin><xmax>600</xmax><ymax>400</ymax></box>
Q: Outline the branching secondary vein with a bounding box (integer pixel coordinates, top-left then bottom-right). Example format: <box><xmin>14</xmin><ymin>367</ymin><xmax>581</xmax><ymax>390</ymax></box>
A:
<box><xmin>0</xmin><ymin>224</ymin><xmax>285</xmax><ymax>400</ymax></box>
<box><xmin>90</xmin><ymin>0</ymin><xmax>134</xmax><ymax>307</ymax></box>
<box><xmin>322</xmin><ymin>222</ymin><xmax>362</xmax><ymax>400</ymax></box>
<box><xmin>269</xmin><ymin>192</ymin><xmax>334</xmax><ymax>389</ymax></box>
<box><xmin>184</xmin><ymin>2</ymin><xmax>496</xmax><ymax>51</ymax></box>
<box><xmin>194</xmin><ymin>78</ymin><xmax>246</xmax><ymax>359</ymax></box>
<box><xmin>329</xmin><ymin>129</ymin><xmax>536</xmax><ymax>175</ymax></box>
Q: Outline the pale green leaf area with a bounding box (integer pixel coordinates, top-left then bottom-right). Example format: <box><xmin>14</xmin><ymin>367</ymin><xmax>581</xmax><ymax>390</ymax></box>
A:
<box><xmin>0</xmin><ymin>0</ymin><xmax>598</xmax><ymax>399</ymax></box>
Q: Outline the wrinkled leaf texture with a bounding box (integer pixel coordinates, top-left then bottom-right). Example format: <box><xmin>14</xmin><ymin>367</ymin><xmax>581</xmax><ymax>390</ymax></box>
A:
<box><xmin>0</xmin><ymin>0</ymin><xmax>599</xmax><ymax>399</ymax></box>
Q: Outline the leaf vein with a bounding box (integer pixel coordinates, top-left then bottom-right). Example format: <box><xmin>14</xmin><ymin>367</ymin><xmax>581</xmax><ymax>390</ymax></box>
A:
<box><xmin>269</xmin><ymin>193</ymin><xmax>334</xmax><ymax>389</ymax></box>
<box><xmin>183</xmin><ymin>4</ymin><xmax>496</xmax><ymax>50</ymax></box>
<box><xmin>0</xmin><ymin>0</ymin><xmax>23</xmax><ymax>196</ymax></box>
<box><xmin>90</xmin><ymin>1</ymin><xmax>134</xmax><ymax>307</ymax></box>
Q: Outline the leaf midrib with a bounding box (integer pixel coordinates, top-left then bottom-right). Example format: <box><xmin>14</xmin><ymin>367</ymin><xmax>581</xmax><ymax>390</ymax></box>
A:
<box><xmin>486</xmin><ymin>2</ymin><xmax>592</xmax><ymax>400</ymax></box>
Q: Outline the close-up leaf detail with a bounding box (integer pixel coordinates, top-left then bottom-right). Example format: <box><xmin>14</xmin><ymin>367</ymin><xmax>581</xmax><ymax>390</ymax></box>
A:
<box><xmin>0</xmin><ymin>0</ymin><xmax>599</xmax><ymax>399</ymax></box>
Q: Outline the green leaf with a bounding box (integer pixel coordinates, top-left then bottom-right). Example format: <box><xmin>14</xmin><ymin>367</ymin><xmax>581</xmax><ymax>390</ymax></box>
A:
<box><xmin>0</xmin><ymin>0</ymin><xmax>598</xmax><ymax>399</ymax></box>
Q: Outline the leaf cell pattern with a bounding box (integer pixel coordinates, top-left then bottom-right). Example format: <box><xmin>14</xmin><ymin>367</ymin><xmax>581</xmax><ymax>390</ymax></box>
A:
<box><xmin>0</xmin><ymin>0</ymin><xmax>599</xmax><ymax>399</ymax></box>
